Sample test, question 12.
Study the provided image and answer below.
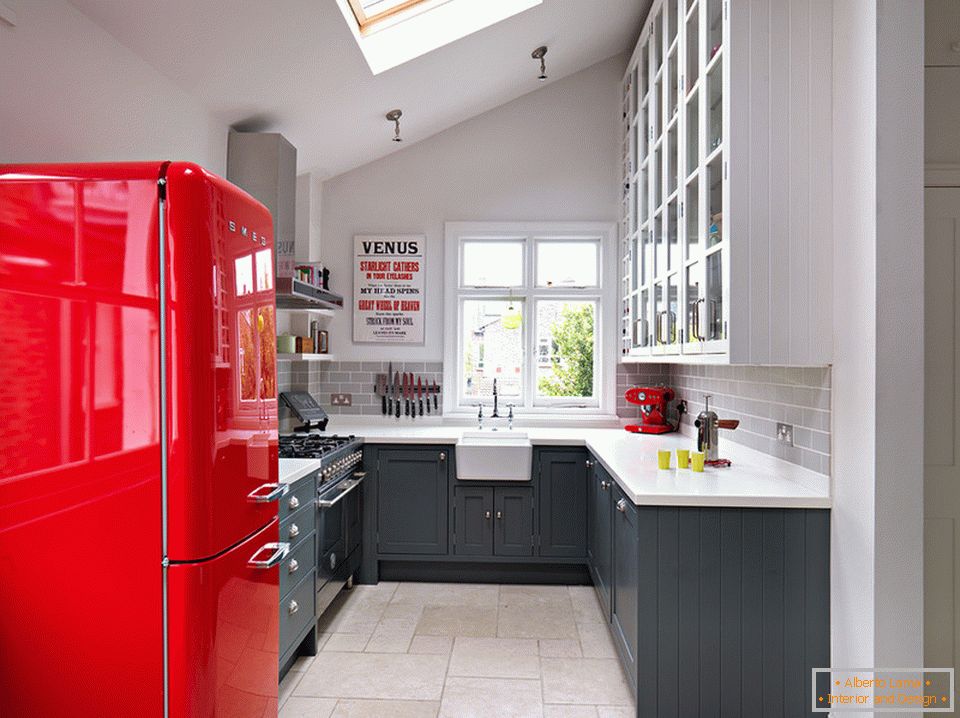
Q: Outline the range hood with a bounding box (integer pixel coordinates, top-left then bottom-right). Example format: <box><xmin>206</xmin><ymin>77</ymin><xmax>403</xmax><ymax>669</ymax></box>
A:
<box><xmin>227</xmin><ymin>131</ymin><xmax>343</xmax><ymax>311</ymax></box>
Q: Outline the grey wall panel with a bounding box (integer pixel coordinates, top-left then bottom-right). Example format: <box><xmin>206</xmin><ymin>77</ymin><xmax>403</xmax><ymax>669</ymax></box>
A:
<box><xmin>636</xmin><ymin>507</ymin><xmax>829</xmax><ymax>718</ymax></box>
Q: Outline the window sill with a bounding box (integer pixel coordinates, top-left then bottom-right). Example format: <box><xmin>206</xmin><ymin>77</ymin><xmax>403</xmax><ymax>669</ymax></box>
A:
<box><xmin>441</xmin><ymin>412</ymin><xmax>622</xmax><ymax>428</ymax></box>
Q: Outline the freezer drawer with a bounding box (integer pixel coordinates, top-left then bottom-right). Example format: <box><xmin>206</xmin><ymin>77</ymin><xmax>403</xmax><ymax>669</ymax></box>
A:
<box><xmin>167</xmin><ymin>519</ymin><xmax>281</xmax><ymax>718</ymax></box>
<box><xmin>280</xmin><ymin>531</ymin><xmax>316</xmax><ymax>598</ymax></box>
<box><xmin>280</xmin><ymin>570</ymin><xmax>317</xmax><ymax>656</ymax></box>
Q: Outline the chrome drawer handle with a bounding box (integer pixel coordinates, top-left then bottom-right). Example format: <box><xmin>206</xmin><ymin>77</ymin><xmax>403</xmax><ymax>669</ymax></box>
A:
<box><xmin>439</xmin><ymin>452</ymin><xmax>446</xmax><ymax>461</ymax></box>
<box><xmin>247</xmin><ymin>483</ymin><xmax>289</xmax><ymax>503</ymax></box>
<box><xmin>484</xmin><ymin>511</ymin><xmax>492</xmax><ymax>520</ymax></box>
<box><xmin>288</xmin><ymin>495</ymin><xmax>300</xmax><ymax>510</ymax></box>
<box><xmin>288</xmin><ymin>600</ymin><xmax>299</xmax><ymax>615</ymax></box>
<box><xmin>247</xmin><ymin>542</ymin><xmax>290</xmax><ymax>569</ymax></box>
<box><xmin>288</xmin><ymin>558</ymin><xmax>299</xmax><ymax>574</ymax></box>
<box><xmin>289</xmin><ymin>523</ymin><xmax>300</xmax><ymax>539</ymax></box>
<box><xmin>616</xmin><ymin>498</ymin><xmax>627</xmax><ymax>513</ymax></box>
<box><xmin>600</xmin><ymin>480</ymin><xmax>609</xmax><ymax>491</ymax></box>
<box><xmin>585</xmin><ymin>459</ymin><xmax>594</xmax><ymax>468</ymax></box>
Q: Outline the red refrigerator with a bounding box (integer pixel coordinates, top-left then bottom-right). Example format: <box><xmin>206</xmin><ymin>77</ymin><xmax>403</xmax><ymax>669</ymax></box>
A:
<box><xmin>0</xmin><ymin>162</ymin><xmax>285</xmax><ymax>717</ymax></box>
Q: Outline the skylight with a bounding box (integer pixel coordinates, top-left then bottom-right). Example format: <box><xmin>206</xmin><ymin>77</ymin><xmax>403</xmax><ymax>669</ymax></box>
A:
<box><xmin>336</xmin><ymin>0</ymin><xmax>542</xmax><ymax>75</ymax></box>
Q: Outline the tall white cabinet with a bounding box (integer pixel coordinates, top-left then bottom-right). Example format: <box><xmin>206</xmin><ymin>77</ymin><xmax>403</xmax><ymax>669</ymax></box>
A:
<box><xmin>619</xmin><ymin>0</ymin><xmax>833</xmax><ymax>366</ymax></box>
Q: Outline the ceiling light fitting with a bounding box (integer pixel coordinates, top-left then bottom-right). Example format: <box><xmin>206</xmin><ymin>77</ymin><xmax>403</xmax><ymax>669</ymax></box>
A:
<box><xmin>531</xmin><ymin>46</ymin><xmax>548</xmax><ymax>81</ymax></box>
<box><xmin>386</xmin><ymin>109</ymin><xmax>403</xmax><ymax>142</ymax></box>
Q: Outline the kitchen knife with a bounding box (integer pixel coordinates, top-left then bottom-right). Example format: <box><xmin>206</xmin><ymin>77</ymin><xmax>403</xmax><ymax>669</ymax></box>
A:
<box><xmin>394</xmin><ymin>371</ymin><xmax>401</xmax><ymax>418</ymax></box>
<box><xmin>425</xmin><ymin>379</ymin><xmax>431</xmax><ymax>415</ymax></box>
<box><xmin>433</xmin><ymin>379</ymin><xmax>439</xmax><ymax>410</ymax></box>
<box><xmin>403</xmin><ymin>373</ymin><xmax>410</xmax><ymax>416</ymax></box>
<box><xmin>379</xmin><ymin>374</ymin><xmax>387</xmax><ymax>415</ymax></box>
<box><xmin>387</xmin><ymin>362</ymin><xmax>393</xmax><ymax>415</ymax></box>
<box><xmin>417</xmin><ymin>376</ymin><xmax>424</xmax><ymax>416</ymax></box>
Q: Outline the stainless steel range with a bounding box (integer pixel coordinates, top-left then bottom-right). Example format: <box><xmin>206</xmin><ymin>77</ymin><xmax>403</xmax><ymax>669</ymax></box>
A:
<box><xmin>279</xmin><ymin>394</ymin><xmax>366</xmax><ymax>618</ymax></box>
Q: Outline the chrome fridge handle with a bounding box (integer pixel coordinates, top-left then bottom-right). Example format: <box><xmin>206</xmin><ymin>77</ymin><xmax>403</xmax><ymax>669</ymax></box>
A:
<box><xmin>247</xmin><ymin>542</ymin><xmax>290</xmax><ymax>569</ymax></box>
<box><xmin>247</xmin><ymin>483</ymin><xmax>289</xmax><ymax>503</ymax></box>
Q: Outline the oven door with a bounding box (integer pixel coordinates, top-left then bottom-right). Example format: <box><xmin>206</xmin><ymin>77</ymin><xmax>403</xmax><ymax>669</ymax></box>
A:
<box><xmin>316</xmin><ymin>472</ymin><xmax>364</xmax><ymax>609</ymax></box>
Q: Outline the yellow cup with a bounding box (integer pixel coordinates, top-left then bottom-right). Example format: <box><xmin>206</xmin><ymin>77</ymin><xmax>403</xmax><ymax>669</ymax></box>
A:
<box><xmin>691</xmin><ymin>452</ymin><xmax>706</xmax><ymax>473</ymax></box>
<box><xmin>676</xmin><ymin>449</ymin><xmax>690</xmax><ymax>468</ymax></box>
<box><xmin>657</xmin><ymin>449</ymin><xmax>672</xmax><ymax>470</ymax></box>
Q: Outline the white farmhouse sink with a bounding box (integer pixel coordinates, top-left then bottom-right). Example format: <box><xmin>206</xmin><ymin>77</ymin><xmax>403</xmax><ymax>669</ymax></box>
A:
<box><xmin>456</xmin><ymin>430</ymin><xmax>533</xmax><ymax>481</ymax></box>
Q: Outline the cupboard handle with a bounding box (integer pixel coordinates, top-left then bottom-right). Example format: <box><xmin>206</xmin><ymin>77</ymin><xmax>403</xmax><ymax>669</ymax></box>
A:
<box><xmin>288</xmin><ymin>495</ymin><xmax>300</xmax><ymax>511</ymax></box>
<box><xmin>496</xmin><ymin>511</ymin><xmax>503</xmax><ymax>520</ymax></box>
<box><xmin>484</xmin><ymin>511</ymin><xmax>492</xmax><ymax>520</ymax></box>
<box><xmin>439</xmin><ymin>452</ymin><xmax>446</xmax><ymax>461</ymax></box>
<box><xmin>655</xmin><ymin>311</ymin><xmax>665</xmax><ymax>344</ymax></box>
<box><xmin>585</xmin><ymin>459</ymin><xmax>595</xmax><ymax>468</ymax></box>
<box><xmin>288</xmin><ymin>558</ymin><xmax>299</xmax><ymax>574</ymax></box>
<box><xmin>601</xmin><ymin>480</ymin><xmax>610</xmax><ymax>491</ymax></box>
<box><xmin>694</xmin><ymin>298</ymin><xmax>705</xmax><ymax>341</ymax></box>
<box><xmin>288</xmin><ymin>600</ymin><xmax>299</xmax><ymax>615</ymax></box>
<box><xmin>617</xmin><ymin>498</ymin><xmax>627</xmax><ymax>513</ymax></box>
<box><xmin>289</xmin><ymin>523</ymin><xmax>300</xmax><ymax>539</ymax></box>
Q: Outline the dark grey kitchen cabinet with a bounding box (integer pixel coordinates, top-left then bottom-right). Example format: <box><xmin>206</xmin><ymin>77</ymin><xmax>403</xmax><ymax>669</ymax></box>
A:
<box><xmin>537</xmin><ymin>449</ymin><xmax>588</xmax><ymax>558</ymax></box>
<box><xmin>494</xmin><ymin>487</ymin><xmax>534</xmax><ymax>557</ymax></box>
<box><xmin>453</xmin><ymin>487</ymin><xmax>493</xmax><ymax>556</ymax></box>
<box><xmin>376</xmin><ymin>447</ymin><xmax>448</xmax><ymax>555</ymax></box>
<box><xmin>587</xmin><ymin>457</ymin><xmax>613</xmax><ymax>620</ymax></box>
<box><xmin>611</xmin><ymin>483</ymin><xmax>640</xmax><ymax>687</ymax></box>
<box><xmin>279</xmin><ymin>470</ymin><xmax>319</xmax><ymax>680</ymax></box>
<box><xmin>453</xmin><ymin>486</ymin><xmax>533</xmax><ymax>557</ymax></box>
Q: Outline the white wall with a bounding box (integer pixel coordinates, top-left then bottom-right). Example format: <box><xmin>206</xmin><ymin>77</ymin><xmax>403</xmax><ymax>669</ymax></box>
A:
<box><xmin>832</xmin><ymin>0</ymin><xmax>924</xmax><ymax>687</ymax></box>
<box><xmin>0</xmin><ymin>0</ymin><xmax>226</xmax><ymax>173</ymax></box>
<box><xmin>319</xmin><ymin>55</ymin><xmax>624</xmax><ymax>362</ymax></box>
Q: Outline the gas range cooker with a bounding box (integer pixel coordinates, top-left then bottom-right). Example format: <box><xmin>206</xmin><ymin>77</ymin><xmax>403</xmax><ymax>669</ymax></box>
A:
<box><xmin>278</xmin><ymin>433</ymin><xmax>363</xmax><ymax>484</ymax></box>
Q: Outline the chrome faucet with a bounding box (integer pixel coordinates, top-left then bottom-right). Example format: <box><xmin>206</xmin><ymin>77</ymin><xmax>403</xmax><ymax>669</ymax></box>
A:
<box><xmin>491</xmin><ymin>378</ymin><xmax>500</xmax><ymax>418</ymax></box>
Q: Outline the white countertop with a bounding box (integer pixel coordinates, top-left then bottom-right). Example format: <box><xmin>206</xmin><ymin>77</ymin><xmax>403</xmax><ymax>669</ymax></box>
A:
<box><xmin>296</xmin><ymin>420</ymin><xmax>831</xmax><ymax>509</ymax></box>
<box><xmin>278</xmin><ymin>457</ymin><xmax>324</xmax><ymax>485</ymax></box>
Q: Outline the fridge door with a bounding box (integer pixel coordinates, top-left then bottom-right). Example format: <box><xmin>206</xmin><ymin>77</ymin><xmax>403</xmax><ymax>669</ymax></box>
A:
<box><xmin>167</xmin><ymin>518</ymin><xmax>282</xmax><ymax>718</ymax></box>
<box><xmin>0</xmin><ymin>163</ymin><xmax>167</xmax><ymax>717</ymax></box>
<box><xmin>162</xmin><ymin>163</ymin><xmax>280</xmax><ymax>561</ymax></box>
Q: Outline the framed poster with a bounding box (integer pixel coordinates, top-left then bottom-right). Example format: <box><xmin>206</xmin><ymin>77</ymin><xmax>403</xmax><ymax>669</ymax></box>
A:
<box><xmin>353</xmin><ymin>235</ymin><xmax>425</xmax><ymax>343</ymax></box>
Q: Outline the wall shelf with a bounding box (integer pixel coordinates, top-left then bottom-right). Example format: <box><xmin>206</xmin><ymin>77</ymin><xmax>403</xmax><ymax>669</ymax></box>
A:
<box><xmin>277</xmin><ymin>353</ymin><xmax>336</xmax><ymax>362</ymax></box>
<box><xmin>276</xmin><ymin>277</ymin><xmax>344</xmax><ymax>311</ymax></box>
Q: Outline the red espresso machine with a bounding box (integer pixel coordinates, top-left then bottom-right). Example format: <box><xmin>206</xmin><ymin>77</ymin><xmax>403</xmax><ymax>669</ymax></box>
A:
<box><xmin>624</xmin><ymin>386</ymin><xmax>676</xmax><ymax>434</ymax></box>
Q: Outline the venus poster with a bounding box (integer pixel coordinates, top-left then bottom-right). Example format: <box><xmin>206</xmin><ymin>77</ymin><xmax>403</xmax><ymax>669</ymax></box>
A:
<box><xmin>353</xmin><ymin>235</ymin><xmax>425</xmax><ymax>344</ymax></box>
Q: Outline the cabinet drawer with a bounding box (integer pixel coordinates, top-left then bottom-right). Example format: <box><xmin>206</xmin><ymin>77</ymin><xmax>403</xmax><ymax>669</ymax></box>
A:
<box><xmin>281</xmin><ymin>501</ymin><xmax>315</xmax><ymax>546</ymax></box>
<box><xmin>280</xmin><ymin>570</ymin><xmax>316</xmax><ymax>657</ymax></box>
<box><xmin>279</xmin><ymin>476</ymin><xmax>317</xmax><ymax>523</ymax></box>
<box><xmin>280</xmin><ymin>531</ymin><xmax>316</xmax><ymax>599</ymax></box>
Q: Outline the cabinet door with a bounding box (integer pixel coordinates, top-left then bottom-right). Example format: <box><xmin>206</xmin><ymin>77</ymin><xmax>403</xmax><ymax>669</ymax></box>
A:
<box><xmin>453</xmin><ymin>487</ymin><xmax>493</xmax><ymax>556</ymax></box>
<box><xmin>539</xmin><ymin>450</ymin><xmax>588</xmax><ymax>558</ymax></box>
<box><xmin>377</xmin><ymin>448</ymin><xmax>448</xmax><ymax>555</ymax></box>
<box><xmin>611</xmin><ymin>486</ymin><xmax>640</xmax><ymax>682</ymax></box>
<box><xmin>494</xmin><ymin>487</ymin><xmax>534</xmax><ymax>557</ymax></box>
<box><xmin>587</xmin><ymin>461</ymin><xmax>614</xmax><ymax>620</ymax></box>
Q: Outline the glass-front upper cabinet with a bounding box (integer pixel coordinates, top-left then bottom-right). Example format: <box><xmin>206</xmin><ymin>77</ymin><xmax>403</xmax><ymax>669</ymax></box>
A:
<box><xmin>621</xmin><ymin>0</ymin><xmax>726</xmax><ymax>359</ymax></box>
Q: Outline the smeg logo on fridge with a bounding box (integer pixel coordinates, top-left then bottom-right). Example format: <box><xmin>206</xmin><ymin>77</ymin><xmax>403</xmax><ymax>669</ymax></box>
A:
<box><xmin>227</xmin><ymin>220</ymin><xmax>269</xmax><ymax>246</ymax></box>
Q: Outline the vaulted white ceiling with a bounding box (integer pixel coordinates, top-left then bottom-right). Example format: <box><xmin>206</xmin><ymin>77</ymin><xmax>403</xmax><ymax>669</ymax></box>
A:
<box><xmin>68</xmin><ymin>0</ymin><xmax>646</xmax><ymax>178</ymax></box>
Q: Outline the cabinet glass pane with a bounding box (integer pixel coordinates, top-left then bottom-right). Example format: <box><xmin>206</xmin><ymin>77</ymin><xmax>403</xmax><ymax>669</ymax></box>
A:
<box><xmin>707</xmin><ymin>154</ymin><xmax>723</xmax><ymax>247</ymax></box>
<box><xmin>630</xmin><ymin>124</ymin><xmax>638</xmax><ymax>176</ymax></box>
<box><xmin>667</xmin><ymin>0</ymin><xmax>679</xmax><ymax>48</ymax></box>
<box><xmin>651</xmin><ymin>146</ymin><xmax>661</xmax><ymax>211</ymax></box>
<box><xmin>667</xmin><ymin>124</ymin><xmax>678</xmax><ymax>196</ymax></box>
<box><xmin>707</xmin><ymin>0</ymin><xmax>722</xmax><ymax>60</ymax></box>
<box><xmin>637</xmin><ymin>106</ymin><xmax>647</xmax><ymax>162</ymax></box>
<box><xmin>639</xmin><ymin>45</ymin><xmax>649</xmax><ymax>99</ymax></box>
<box><xmin>707</xmin><ymin>57</ymin><xmax>723</xmax><ymax>153</ymax></box>
<box><xmin>642</xmin><ymin>227</ymin><xmax>654</xmax><ymax>285</ymax></box>
<box><xmin>667</xmin><ymin>51</ymin><xmax>679</xmax><ymax>122</ymax></box>
<box><xmin>686</xmin><ymin>264</ymin><xmax>702</xmax><ymax>343</ymax></box>
<box><xmin>653</xmin><ymin>75</ymin><xmax>662</xmax><ymax>139</ymax></box>
<box><xmin>638</xmin><ymin>171</ymin><xmax>648</xmax><ymax>225</ymax></box>
<box><xmin>654</xmin><ymin>281</ymin><xmax>665</xmax><ymax>344</ymax></box>
<box><xmin>685</xmin><ymin>178</ymin><xmax>699</xmax><ymax>252</ymax></box>
<box><xmin>653</xmin><ymin>11</ymin><xmax>663</xmax><ymax>73</ymax></box>
<box><xmin>667</xmin><ymin>200</ymin><xmax>680</xmax><ymax>270</ymax></box>
<box><xmin>638</xmin><ymin>289</ymin><xmax>651</xmax><ymax>348</ymax></box>
<box><xmin>628</xmin><ymin>183</ymin><xmax>637</xmax><ymax>235</ymax></box>
<box><xmin>630</xmin><ymin>235</ymin><xmax>639</xmax><ymax>293</ymax></box>
<box><xmin>667</xmin><ymin>273</ymin><xmax>679</xmax><ymax>345</ymax></box>
<box><xmin>653</xmin><ymin>210</ymin><xmax>664</xmax><ymax>276</ymax></box>
<box><xmin>686</xmin><ymin>93</ymin><xmax>699</xmax><ymax>176</ymax></box>
<box><xmin>686</xmin><ymin>9</ymin><xmax>699</xmax><ymax>92</ymax></box>
<box><xmin>705</xmin><ymin>250</ymin><xmax>723</xmax><ymax>340</ymax></box>
<box><xmin>631</xmin><ymin>66</ymin><xmax>639</xmax><ymax>120</ymax></box>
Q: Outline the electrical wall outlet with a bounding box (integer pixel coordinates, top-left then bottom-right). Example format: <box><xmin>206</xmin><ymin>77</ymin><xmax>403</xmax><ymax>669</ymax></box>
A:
<box><xmin>330</xmin><ymin>393</ymin><xmax>352</xmax><ymax>406</ymax></box>
<box><xmin>776</xmin><ymin>423</ymin><xmax>794</xmax><ymax>446</ymax></box>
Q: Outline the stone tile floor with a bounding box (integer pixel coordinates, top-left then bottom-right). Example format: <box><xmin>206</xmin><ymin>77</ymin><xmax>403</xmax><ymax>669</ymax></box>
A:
<box><xmin>279</xmin><ymin>582</ymin><xmax>637</xmax><ymax>718</ymax></box>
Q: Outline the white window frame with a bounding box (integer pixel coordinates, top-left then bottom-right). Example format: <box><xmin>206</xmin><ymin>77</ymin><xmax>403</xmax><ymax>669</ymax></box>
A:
<box><xmin>443</xmin><ymin>221</ymin><xmax>617</xmax><ymax>418</ymax></box>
